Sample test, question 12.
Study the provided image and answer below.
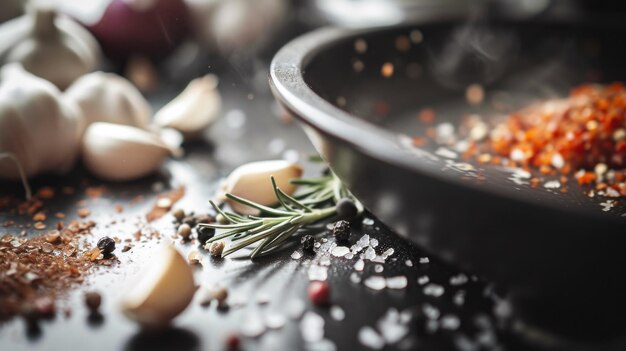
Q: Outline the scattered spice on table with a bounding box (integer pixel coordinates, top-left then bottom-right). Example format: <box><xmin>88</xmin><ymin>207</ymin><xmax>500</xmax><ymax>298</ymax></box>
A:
<box><xmin>146</xmin><ymin>186</ymin><xmax>186</xmax><ymax>222</ymax></box>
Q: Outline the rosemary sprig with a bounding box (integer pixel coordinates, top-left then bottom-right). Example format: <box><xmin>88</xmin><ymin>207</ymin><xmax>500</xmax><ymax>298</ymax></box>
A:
<box><xmin>199</xmin><ymin>172</ymin><xmax>363</xmax><ymax>258</ymax></box>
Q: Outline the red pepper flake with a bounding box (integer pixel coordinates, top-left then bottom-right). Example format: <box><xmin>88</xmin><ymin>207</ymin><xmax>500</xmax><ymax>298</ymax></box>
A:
<box><xmin>37</xmin><ymin>187</ymin><xmax>55</xmax><ymax>199</ymax></box>
<box><xmin>32</xmin><ymin>212</ymin><xmax>46</xmax><ymax>222</ymax></box>
<box><xmin>55</xmin><ymin>212</ymin><xmax>65</xmax><ymax>219</ymax></box>
<box><xmin>418</xmin><ymin>108</ymin><xmax>435</xmax><ymax>124</ymax></box>
<box><xmin>308</xmin><ymin>281</ymin><xmax>330</xmax><ymax>306</ymax></box>
<box><xmin>34</xmin><ymin>222</ymin><xmax>46</xmax><ymax>230</ymax></box>
<box><xmin>146</xmin><ymin>186</ymin><xmax>186</xmax><ymax>222</ymax></box>
<box><xmin>77</xmin><ymin>209</ymin><xmax>91</xmax><ymax>218</ymax></box>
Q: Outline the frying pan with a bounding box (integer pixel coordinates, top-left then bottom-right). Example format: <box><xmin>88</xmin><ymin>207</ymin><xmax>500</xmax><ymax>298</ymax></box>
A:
<box><xmin>270</xmin><ymin>15</ymin><xmax>626</xmax><ymax>339</ymax></box>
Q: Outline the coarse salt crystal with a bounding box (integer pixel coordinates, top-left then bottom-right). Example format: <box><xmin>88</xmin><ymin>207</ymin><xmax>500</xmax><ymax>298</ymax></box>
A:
<box><xmin>350</xmin><ymin>272</ymin><xmax>361</xmax><ymax>284</ymax></box>
<box><xmin>417</xmin><ymin>276</ymin><xmax>429</xmax><ymax>285</ymax></box>
<box><xmin>364</xmin><ymin>276</ymin><xmax>386</xmax><ymax>291</ymax></box>
<box><xmin>419</xmin><ymin>257</ymin><xmax>430</xmax><ymax>264</ymax></box>
<box><xmin>308</xmin><ymin>265</ymin><xmax>328</xmax><ymax>281</ymax></box>
<box><xmin>330</xmin><ymin>306</ymin><xmax>345</xmax><ymax>321</ymax></box>
<box><xmin>358</xmin><ymin>326</ymin><xmax>385</xmax><ymax>350</ymax></box>
<box><xmin>374</xmin><ymin>264</ymin><xmax>384</xmax><ymax>273</ymax></box>
<box><xmin>291</xmin><ymin>251</ymin><xmax>302</xmax><ymax>260</ymax></box>
<box><xmin>354</xmin><ymin>259</ymin><xmax>365</xmax><ymax>271</ymax></box>
<box><xmin>405</xmin><ymin>260</ymin><xmax>413</xmax><ymax>267</ymax></box>
<box><xmin>423</xmin><ymin>283</ymin><xmax>445</xmax><ymax>297</ymax></box>
<box><xmin>301</xmin><ymin>312</ymin><xmax>325</xmax><ymax>342</ymax></box>
<box><xmin>386</xmin><ymin>276</ymin><xmax>408</xmax><ymax>289</ymax></box>
<box><xmin>331</xmin><ymin>246</ymin><xmax>350</xmax><ymax>257</ymax></box>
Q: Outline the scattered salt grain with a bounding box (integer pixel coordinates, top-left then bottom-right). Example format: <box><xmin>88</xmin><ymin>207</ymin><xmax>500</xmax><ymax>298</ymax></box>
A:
<box><xmin>435</xmin><ymin>147</ymin><xmax>458</xmax><ymax>159</ymax></box>
<box><xmin>440</xmin><ymin>315</ymin><xmax>461</xmax><ymax>330</ymax></box>
<box><xmin>419</xmin><ymin>257</ymin><xmax>430</xmax><ymax>264</ymax></box>
<box><xmin>358</xmin><ymin>326</ymin><xmax>385</xmax><ymax>350</ymax></box>
<box><xmin>381</xmin><ymin>248</ymin><xmax>395</xmax><ymax>259</ymax></box>
<box><xmin>330</xmin><ymin>306</ymin><xmax>345</xmax><ymax>321</ymax></box>
<box><xmin>286</xmin><ymin>299</ymin><xmax>305</xmax><ymax>319</ymax></box>
<box><xmin>374</xmin><ymin>264</ymin><xmax>384</xmax><ymax>273</ymax></box>
<box><xmin>362</xmin><ymin>218</ymin><xmax>374</xmax><ymax>226</ymax></box>
<box><xmin>350</xmin><ymin>272</ymin><xmax>361</xmax><ymax>284</ymax></box>
<box><xmin>291</xmin><ymin>251</ymin><xmax>303</xmax><ymax>260</ymax></box>
<box><xmin>377</xmin><ymin>308</ymin><xmax>409</xmax><ymax>344</ymax></box>
<box><xmin>308</xmin><ymin>265</ymin><xmax>328</xmax><ymax>281</ymax></box>
<box><xmin>423</xmin><ymin>303</ymin><xmax>440</xmax><ymax>320</ymax></box>
<box><xmin>363</xmin><ymin>247</ymin><xmax>376</xmax><ymax>260</ymax></box>
<box><xmin>417</xmin><ymin>276</ymin><xmax>429</xmax><ymax>285</ymax></box>
<box><xmin>364</xmin><ymin>276</ymin><xmax>387</xmax><ymax>291</ymax></box>
<box><xmin>344</xmin><ymin>252</ymin><xmax>354</xmax><ymax>259</ymax></box>
<box><xmin>544</xmin><ymin>180</ymin><xmax>560</xmax><ymax>189</ymax></box>
<box><xmin>386</xmin><ymin>276</ymin><xmax>408</xmax><ymax>290</ymax></box>
<box><xmin>354</xmin><ymin>259</ymin><xmax>365</xmax><ymax>271</ymax></box>
<box><xmin>241</xmin><ymin>313</ymin><xmax>266</xmax><ymax>338</ymax></box>
<box><xmin>453</xmin><ymin>290</ymin><xmax>466</xmax><ymax>306</ymax></box>
<box><xmin>369</xmin><ymin>239</ymin><xmax>379</xmax><ymax>248</ymax></box>
<box><xmin>301</xmin><ymin>312</ymin><xmax>325</xmax><ymax>342</ymax></box>
<box><xmin>266</xmin><ymin>313</ymin><xmax>286</xmax><ymax>329</ymax></box>
<box><xmin>319</xmin><ymin>255</ymin><xmax>331</xmax><ymax>266</ymax></box>
<box><xmin>423</xmin><ymin>283</ymin><xmax>445</xmax><ymax>297</ymax></box>
<box><xmin>449</xmin><ymin>273</ymin><xmax>468</xmax><ymax>286</ymax></box>
<box><xmin>405</xmin><ymin>260</ymin><xmax>413</xmax><ymax>267</ymax></box>
<box><xmin>331</xmin><ymin>246</ymin><xmax>350</xmax><ymax>257</ymax></box>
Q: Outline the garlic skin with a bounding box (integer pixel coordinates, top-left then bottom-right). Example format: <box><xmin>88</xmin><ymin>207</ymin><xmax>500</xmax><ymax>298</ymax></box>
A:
<box><xmin>64</xmin><ymin>72</ymin><xmax>152</xmax><ymax>132</ymax></box>
<box><xmin>222</xmin><ymin>160</ymin><xmax>303</xmax><ymax>215</ymax></box>
<box><xmin>154</xmin><ymin>74</ymin><xmax>221</xmax><ymax>140</ymax></box>
<box><xmin>0</xmin><ymin>64</ymin><xmax>81</xmax><ymax>180</ymax></box>
<box><xmin>81</xmin><ymin>122</ymin><xmax>182</xmax><ymax>181</ymax></box>
<box><xmin>3</xmin><ymin>6</ymin><xmax>101</xmax><ymax>89</ymax></box>
<box><xmin>121</xmin><ymin>245</ymin><xmax>195</xmax><ymax>328</ymax></box>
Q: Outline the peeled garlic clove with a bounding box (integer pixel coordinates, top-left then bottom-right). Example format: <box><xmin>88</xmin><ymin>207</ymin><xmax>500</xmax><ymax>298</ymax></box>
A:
<box><xmin>121</xmin><ymin>245</ymin><xmax>195</xmax><ymax>328</ymax></box>
<box><xmin>223</xmin><ymin>160</ymin><xmax>303</xmax><ymax>215</ymax></box>
<box><xmin>64</xmin><ymin>71</ymin><xmax>151</xmax><ymax>132</ymax></box>
<box><xmin>154</xmin><ymin>74</ymin><xmax>221</xmax><ymax>140</ymax></box>
<box><xmin>81</xmin><ymin>122</ymin><xmax>181</xmax><ymax>181</ymax></box>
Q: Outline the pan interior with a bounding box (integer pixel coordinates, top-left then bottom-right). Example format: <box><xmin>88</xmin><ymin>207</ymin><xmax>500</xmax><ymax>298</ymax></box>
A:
<box><xmin>302</xmin><ymin>20</ymin><xmax>626</xmax><ymax>217</ymax></box>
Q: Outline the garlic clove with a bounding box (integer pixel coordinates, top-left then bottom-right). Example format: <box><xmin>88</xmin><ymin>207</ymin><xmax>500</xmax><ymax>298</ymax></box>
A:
<box><xmin>222</xmin><ymin>160</ymin><xmax>303</xmax><ymax>215</ymax></box>
<box><xmin>121</xmin><ymin>245</ymin><xmax>195</xmax><ymax>328</ymax></box>
<box><xmin>64</xmin><ymin>71</ymin><xmax>151</xmax><ymax>132</ymax></box>
<box><xmin>81</xmin><ymin>122</ymin><xmax>181</xmax><ymax>181</ymax></box>
<box><xmin>154</xmin><ymin>74</ymin><xmax>221</xmax><ymax>140</ymax></box>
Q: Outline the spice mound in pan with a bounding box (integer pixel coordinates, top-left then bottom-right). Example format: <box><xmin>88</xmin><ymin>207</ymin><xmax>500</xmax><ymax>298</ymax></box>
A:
<box><xmin>448</xmin><ymin>83</ymin><xmax>626</xmax><ymax>196</ymax></box>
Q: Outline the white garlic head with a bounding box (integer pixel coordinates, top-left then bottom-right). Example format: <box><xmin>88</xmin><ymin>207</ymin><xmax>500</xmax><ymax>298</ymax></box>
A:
<box><xmin>81</xmin><ymin>122</ymin><xmax>182</xmax><ymax>181</ymax></box>
<box><xmin>154</xmin><ymin>74</ymin><xmax>221</xmax><ymax>140</ymax></box>
<box><xmin>0</xmin><ymin>64</ymin><xmax>82</xmax><ymax>180</ymax></box>
<box><xmin>4</xmin><ymin>6</ymin><xmax>100</xmax><ymax>89</ymax></box>
<box><xmin>64</xmin><ymin>71</ymin><xmax>152</xmax><ymax>132</ymax></box>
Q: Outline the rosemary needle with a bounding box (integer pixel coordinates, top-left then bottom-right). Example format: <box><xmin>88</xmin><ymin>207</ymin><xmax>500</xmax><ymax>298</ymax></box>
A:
<box><xmin>199</xmin><ymin>173</ymin><xmax>362</xmax><ymax>258</ymax></box>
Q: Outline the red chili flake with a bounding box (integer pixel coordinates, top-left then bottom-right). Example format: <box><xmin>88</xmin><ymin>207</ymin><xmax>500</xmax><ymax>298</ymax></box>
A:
<box><xmin>37</xmin><ymin>187</ymin><xmax>55</xmax><ymax>199</ymax></box>
<box><xmin>418</xmin><ymin>108</ymin><xmax>435</xmax><ymax>124</ymax></box>
<box><xmin>77</xmin><ymin>209</ymin><xmax>91</xmax><ymax>218</ymax></box>
<box><xmin>308</xmin><ymin>281</ymin><xmax>330</xmax><ymax>306</ymax></box>
<box><xmin>225</xmin><ymin>333</ymin><xmax>240</xmax><ymax>351</ymax></box>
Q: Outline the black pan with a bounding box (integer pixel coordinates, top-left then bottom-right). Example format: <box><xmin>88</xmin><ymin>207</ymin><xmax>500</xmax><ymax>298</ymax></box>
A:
<box><xmin>270</xmin><ymin>16</ymin><xmax>626</xmax><ymax>339</ymax></box>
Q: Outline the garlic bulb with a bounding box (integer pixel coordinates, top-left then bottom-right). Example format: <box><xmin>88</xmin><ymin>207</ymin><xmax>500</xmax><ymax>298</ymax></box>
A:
<box><xmin>154</xmin><ymin>74</ymin><xmax>221</xmax><ymax>140</ymax></box>
<box><xmin>64</xmin><ymin>71</ymin><xmax>152</xmax><ymax>132</ymax></box>
<box><xmin>221</xmin><ymin>160</ymin><xmax>303</xmax><ymax>215</ymax></box>
<box><xmin>81</xmin><ymin>122</ymin><xmax>182</xmax><ymax>181</ymax></box>
<box><xmin>0</xmin><ymin>64</ymin><xmax>82</xmax><ymax>181</ymax></box>
<box><xmin>3</xmin><ymin>6</ymin><xmax>101</xmax><ymax>89</ymax></box>
<box><xmin>121</xmin><ymin>245</ymin><xmax>195</xmax><ymax>328</ymax></box>
<box><xmin>208</xmin><ymin>0</ymin><xmax>289</xmax><ymax>54</ymax></box>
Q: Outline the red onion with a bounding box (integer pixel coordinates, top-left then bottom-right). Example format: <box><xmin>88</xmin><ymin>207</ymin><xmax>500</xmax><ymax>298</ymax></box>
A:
<box><xmin>87</xmin><ymin>0</ymin><xmax>190</xmax><ymax>62</ymax></box>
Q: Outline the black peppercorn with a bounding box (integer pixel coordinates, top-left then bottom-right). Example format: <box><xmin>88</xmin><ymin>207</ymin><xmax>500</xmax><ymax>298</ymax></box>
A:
<box><xmin>331</xmin><ymin>220</ymin><xmax>351</xmax><ymax>242</ymax></box>
<box><xmin>301</xmin><ymin>235</ymin><xmax>315</xmax><ymax>252</ymax></box>
<box><xmin>197</xmin><ymin>226</ymin><xmax>215</xmax><ymax>244</ymax></box>
<box><xmin>97</xmin><ymin>236</ymin><xmax>115</xmax><ymax>255</ymax></box>
<box><xmin>336</xmin><ymin>198</ymin><xmax>358</xmax><ymax>220</ymax></box>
